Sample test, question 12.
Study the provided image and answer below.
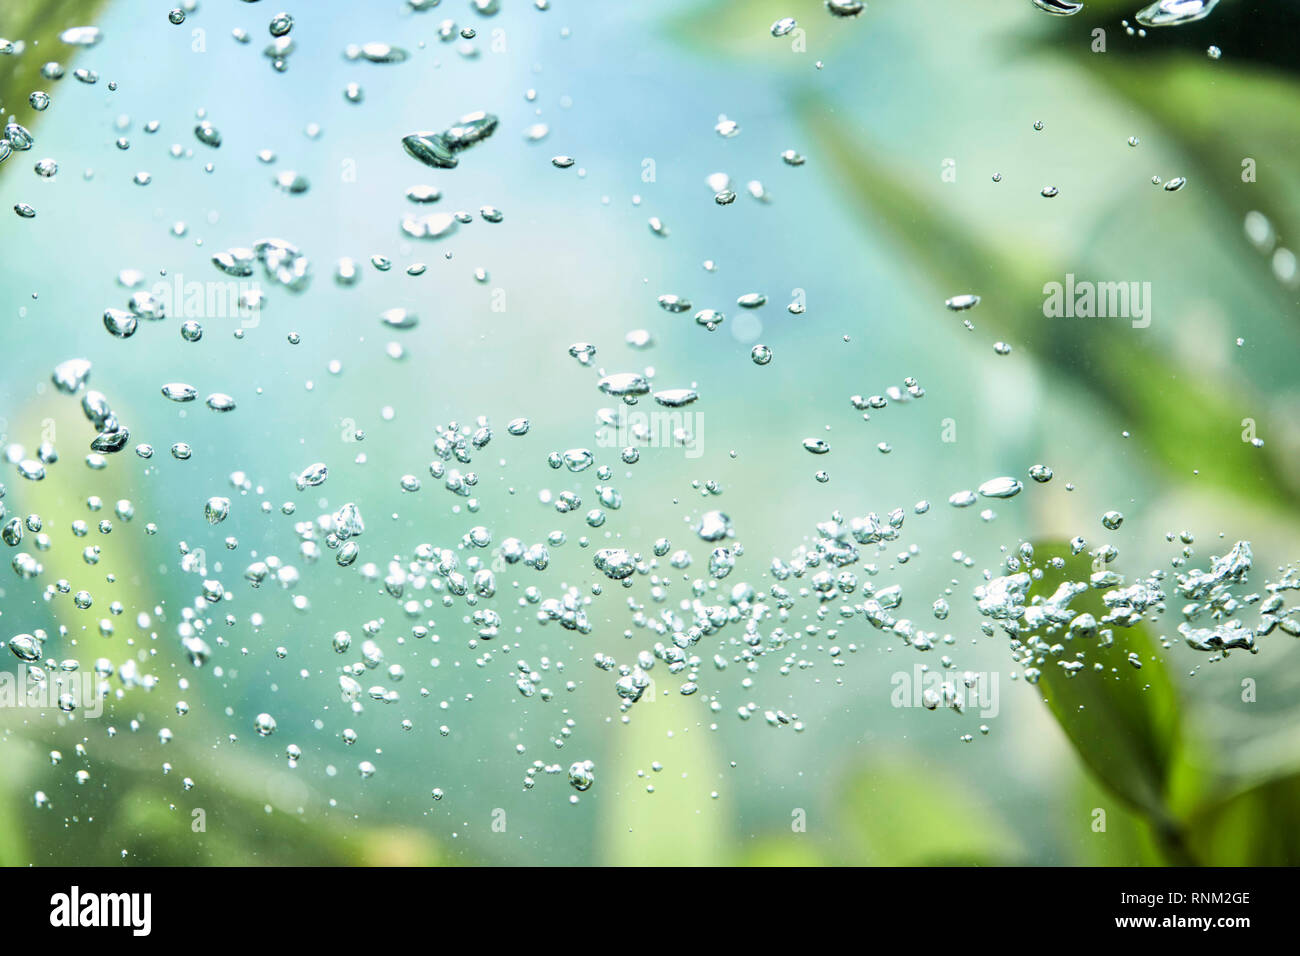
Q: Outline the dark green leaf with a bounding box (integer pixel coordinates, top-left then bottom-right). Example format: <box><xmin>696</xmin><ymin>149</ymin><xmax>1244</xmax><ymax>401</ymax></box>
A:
<box><xmin>1029</xmin><ymin>542</ymin><xmax>1182</xmax><ymax>834</ymax></box>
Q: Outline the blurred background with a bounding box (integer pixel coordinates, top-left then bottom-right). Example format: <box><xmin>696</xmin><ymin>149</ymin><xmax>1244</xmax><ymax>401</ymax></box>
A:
<box><xmin>0</xmin><ymin>0</ymin><xmax>1298</xmax><ymax>866</ymax></box>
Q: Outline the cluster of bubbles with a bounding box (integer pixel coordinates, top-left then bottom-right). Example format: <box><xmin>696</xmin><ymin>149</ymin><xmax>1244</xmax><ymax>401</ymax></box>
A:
<box><xmin>1</xmin><ymin>0</ymin><xmax>1288</xmax><ymax>829</ymax></box>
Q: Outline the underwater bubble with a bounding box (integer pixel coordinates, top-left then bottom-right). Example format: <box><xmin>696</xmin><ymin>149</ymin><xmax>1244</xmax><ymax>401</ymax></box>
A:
<box><xmin>751</xmin><ymin>344</ymin><xmax>773</xmax><ymax>365</ymax></box>
<box><xmin>52</xmin><ymin>359</ymin><xmax>92</xmax><ymax>394</ymax></box>
<box><xmin>204</xmin><ymin>497</ymin><xmax>231</xmax><ymax>525</ymax></box>
<box><xmin>401</xmin><ymin>212</ymin><xmax>458</xmax><ymax>239</ymax></box>
<box><xmin>594</xmin><ymin>549</ymin><xmax>635</xmax><ymax>580</ymax></box>
<box><xmin>945</xmin><ymin>294</ymin><xmax>980</xmax><ymax>311</ymax></box>
<box><xmin>295</xmin><ymin>462</ymin><xmax>328</xmax><ymax>490</ymax></box>
<box><xmin>5</xmin><ymin>122</ymin><xmax>33</xmax><ymax>150</ymax></box>
<box><xmin>443</xmin><ymin>112</ymin><xmax>500</xmax><ymax>150</ymax></box>
<box><xmin>128</xmin><ymin>291</ymin><xmax>165</xmax><ymax>320</ymax></box>
<box><xmin>825</xmin><ymin>1</ymin><xmax>865</xmax><ymax>18</ymax></box>
<box><xmin>978</xmin><ymin>476</ymin><xmax>1023</xmax><ymax>499</ymax></box>
<box><xmin>273</xmin><ymin>170</ymin><xmax>310</xmax><ymax>194</ymax></box>
<box><xmin>406</xmin><ymin>184</ymin><xmax>442</xmax><ymax>204</ymax></box>
<box><xmin>771</xmin><ymin>17</ymin><xmax>798</xmax><ymax>37</ymax></box>
<box><xmin>345</xmin><ymin>42</ymin><xmax>409</xmax><ymax>63</ymax></box>
<box><xmin>562</xmin><ymin>449</ymin><xmax>594</xmax><ymax>472</ymax></box>
<box><xmin>654</xmin><ymin>388</ymin><xmax>698</xmax><ymax>408</ymax></box>
<box><xmin>402</xmin><ymin>132</ymin><xmax>458</xmax><ymax>169</ymax></box>
<box><xmin>1135</xmin><ymin>0</ymin><xmax>1218</xmax><ymax>28</ymax></box>
<box><xmin>597</xmin><ymin>373</ymin><xmax>650</xmax><ymax>397</ymax></box>
<box><xmin>103</xmin><ymin>309</ymin><xmax>138</xmax><ymax>338</ymax></box>
<box><xmin>194</xmin><ymin>122</ymin><xmax>221</xmax><ymax>148</ymax></box>
<box><xmin>568</xmin><ymin>342</ymin><xmax>597</xmax><ymax>365</ymax></box>
<box><xmin>380</xmin><ymin>308</ymin><xmax>419</xmax><ymax>330</ymax></box>
<box><xmin>8</xmin><ymin>634</ymin><xmax>42</xmax><ymax>662</ymax></box>
<box><xmin>59</xmin><ymin>26</ymin><xmax>102</xmax><ymax>47</ymax></box>
<box><xmin>696</xmin><ymin>510</ymin><xmax>732</xmax><ymax>542</ymax></box>
<box><xmin>161</xmin><ymin>383</ymin><xmax>197</xmax><ymax>402</ymax></box>
<box><xmin>212</xmin><ymin>248</ymin><xmax>256</xmax><ymax>277</ymax></box>
<box><xmin>568</xmin><ymin>759</ymin><xmax>595</xmax><ymax>791</ymax></box>
<box><xmin>89</xmin><ymin>429</ymin><xmax>128</xmax><ymax>455</ymax></box>
<box><xmin>253</xmin><ymin>238</ymin><xmax>311</xmax><ymax>291</ymax></box>
<box><xmin>1031</xmin><ymin>0</ymin><xmax>1084</xmax><ymax>14</ymax></box>
<box><xmin>714</xmin><ymin>117</ymin><xmax>740</xmax><ymax>138</ymax></box>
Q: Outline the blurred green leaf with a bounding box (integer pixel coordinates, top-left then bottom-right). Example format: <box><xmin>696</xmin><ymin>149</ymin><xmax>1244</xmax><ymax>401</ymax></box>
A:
<box><xmin>1082</xmin><ymin>49</ymin><xmax>1300</xmax><ymax>262</ymax></box>
<box><xmin>1066</xmin><ymin>772</ymin><xmax>1166</xmax><ymax>867</ymax></box>
<box><xmin>664</xmin><ymin>0</ymin><xmax>858</xmax><ymax>58</ymax></box>
<box><xmin>1186</xmin><ymin>771</ymin><xmax>1300</xmax><ymax>866</ymax></box>
<box><xmin>1028</xmin><ymin>541</ymin><xmax>1192</xmax><ymax>860</ymax></box>
<box><xmin>0</xmin><ymin>778</ymin><xmax>29</xmax><ymax>866</ymax></box>
<box><xmin>835</xmin><ymin>757</ymin><xmax>1022</xmax><ymax>865</ymax></box>
<box><xmin>599</xmin><ymin>689</ymin><xmax>727</xmax><ymax>866</ymax></box>
<box><xmin>737</xmin><ymin>836</ymin><xmax>829</xmax><ymax>867</ymax></box>
<box><xmin>0</xmin><ymin>0</ymin><xmax>110</xmax><ymax>121</ymax></box>
<box><xmin>1037</xmin><ymin>624</ymin><xmax>1177</xmax><ymax>820</ymax></box>
<box><xmin>797</xmin><ymin>92</ymin><xmax>1296</xmax><ymax>511</ymax></box>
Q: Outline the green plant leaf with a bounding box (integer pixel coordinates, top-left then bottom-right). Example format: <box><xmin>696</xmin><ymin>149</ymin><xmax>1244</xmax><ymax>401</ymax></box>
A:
<box><xmin>599</xmin><ymin>688</ymin><xmax>727</xmax><ymax>866</ymax></box>
<box><xmin>737</xmin><ymin>836</ymin><xmax>829</xmax><ymax>867</ymax></box>
<box><xmin>835</xmin><ymin>757</ymin><xmax>1022</xmax><ymax>865</ymax></box>
<box><xmin>1029</xmin><ymin>542</ymin><xmax>1184</xmax><ymax>848</ymax></box>
<box><xmin>1186</xmin><ymin>771</ymin><xmax>1300</xmax><ymax>866</ymax></box>
<box><xmin>797</xmin><ymin>95</ymin><xmax>1298</xmax><ymax>512</ymax></box>
<box><xmin>1066</xmin><ymin>772</ymin><xmax>1167</xmax><ymax>867</ymax></box>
